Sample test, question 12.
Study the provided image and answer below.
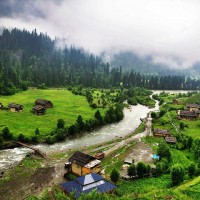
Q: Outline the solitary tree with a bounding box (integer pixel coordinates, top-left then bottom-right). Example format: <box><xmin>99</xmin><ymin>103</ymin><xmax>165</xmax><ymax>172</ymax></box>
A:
<box><xmin>171</xmin><ymin>164</ymin><xmax>185</xmax><ymax>186</ymax></box>
<box><xmin>128</xmin><ymin>164</ymin><xmax>136</xmax><ymax>178</ymax></box>
<box><xmin>110</xmin><ymin>168</ymin><xmax>120</xmax><ymax>184</ymax></box>
<box><xmin>35</xmin><ymin>128</ymin><xmax>40</xmax><ymax>135</ymax></box>
<box><xmin>2</xmin><ymin>127</ymin><xmax>13</xmax><ymax>140</ymax></box>
<box><xmin>57</xmin><ymin>119</ymin><xmax>65</xmax><ymax>129</ymax></box>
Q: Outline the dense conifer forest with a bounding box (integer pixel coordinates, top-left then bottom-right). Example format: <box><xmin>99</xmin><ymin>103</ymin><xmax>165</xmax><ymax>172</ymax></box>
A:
<box><xmin>0</xmin><ymin>28</ymin><xmax>200</xmax><ymax>95</ymax></box>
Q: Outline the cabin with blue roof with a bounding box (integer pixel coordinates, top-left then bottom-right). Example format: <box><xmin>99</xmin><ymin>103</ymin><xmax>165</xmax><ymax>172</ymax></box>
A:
<box><xmin>61</xmin><ymin>173</ymin><xmax>116</xmax><ymax>198</ymax></box>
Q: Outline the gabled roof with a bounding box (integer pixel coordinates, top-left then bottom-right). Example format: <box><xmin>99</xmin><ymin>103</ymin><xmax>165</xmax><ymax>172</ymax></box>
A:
<box><xmin>61</xmin><ymin>173</ymin><xmax>116</xmax><ymax>198</ymax></box>
<box><xmin>68</xmin><ymin>151</ymin><xmax>97</xmax><ymax>167</ymax></box>
<box><xmin>76</xmin><ymin>173</ymin><xmax>102</xmax><ymax>185</ymax></box>
<box><xmin>32</xmin><ymin>105</ymin><xmax>46</xmax><ymax>111</ymax></box>
<box><xmin>35</xmin><ymin>99</ymin><xmax>52</xmax><ymax>105</ymax></box>
<box><xmin>165</xmin><ymin>136</ymin><xmax>177</xmax><ymax>143</ymax></box>
<box><xmin>187</xmin><ymin>104</ymin><xmax>200</xmax><ymax>109</ymax></box>
<box><xmin>8</xmin><ymin>103</ymin><xmax>23</xmax><ymax>109</ymax></box>
<box><xmin>178</xmin><ymin>110</ymin><xmax>197</xmax><ymax>117</ymax></box>
<box><xmin>154</xmin><ymin>129</ymin><xmax>170</xmax><ymax>135</ymax></box>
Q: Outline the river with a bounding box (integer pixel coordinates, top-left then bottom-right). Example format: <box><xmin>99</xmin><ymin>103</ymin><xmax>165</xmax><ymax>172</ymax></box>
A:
<box><xmin>0</xmin><ymin>90</ymin><xmax>189</xmax><ymax>170</ymax></box>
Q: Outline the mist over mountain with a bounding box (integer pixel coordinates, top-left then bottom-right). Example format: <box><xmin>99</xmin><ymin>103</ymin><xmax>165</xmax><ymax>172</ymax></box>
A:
<box><xmin>104</xmin><ymin>51</ymin><xmax>200</xmax><ymax>77</ymax></box>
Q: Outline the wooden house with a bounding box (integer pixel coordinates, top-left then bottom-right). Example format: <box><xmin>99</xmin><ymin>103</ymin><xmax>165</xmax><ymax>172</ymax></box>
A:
<box><xmin>187</xmin><ymin>104</ymin><xmax>200</xmax><ymax>112</ymax></box>
<box><xmin>153</xmin><ymin>129</ymin><xmax>171</xmax><ymax>137</ymax></box>
<box><xmin>61</xmin><ymin>173</ymin><xmax>116</xmax><ymax>199</ymax></box>
<box><xmin>165</xmin><ymin>136</ymin><xmax>177</xmax><ymax>144</ymax></box>
<box><xmin>177</xmin><ymin>110</ymin><xmax>197</xmax><ymax>120</ymax></box>
<box><xmin>173</xmin><ymin>99</ymin><xmax>179</xmax><ymax>105</ymax></box>
<box><xmin>8</xmin><ymin>103</ymin><xmax>23</xmax><ymax>112</ymax></box>
<box><xmin>35</xmin><ymin>99</ymin><xmax>53</xmax><ymax>108</ymax></box>
<box><xmin>68</xmin><ymin>151</ymin><xmax>101</xmax><ymax>176</ymax></box>
<box><xmin>32</xmin><ymin>105</ymin><xmax>46</xmax><ymax>115</ymax></box>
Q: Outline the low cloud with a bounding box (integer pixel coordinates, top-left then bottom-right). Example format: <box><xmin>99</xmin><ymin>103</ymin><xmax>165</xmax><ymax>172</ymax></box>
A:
<box><xmin>0</xmin><ymin>0</ymin><xmax>200</xmax><ymax>68</ymax></box>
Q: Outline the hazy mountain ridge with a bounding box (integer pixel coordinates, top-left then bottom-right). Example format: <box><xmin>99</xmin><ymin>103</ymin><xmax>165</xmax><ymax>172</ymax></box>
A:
<box><xmin>108</xmin><ymin>51</ymin><xmax>198</xmax><ymax>76</ymax></box>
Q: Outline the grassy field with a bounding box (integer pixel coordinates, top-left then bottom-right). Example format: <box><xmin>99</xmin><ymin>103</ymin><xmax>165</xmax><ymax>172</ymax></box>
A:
<box><xmin>0</xmin><ymin>89</ymin><xmax>104</xmax><ymax>137</ymax></box>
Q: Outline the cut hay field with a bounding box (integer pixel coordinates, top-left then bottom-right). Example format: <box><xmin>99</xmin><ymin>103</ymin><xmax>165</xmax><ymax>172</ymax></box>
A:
<box><xmin>0</xmin><ymin>89</ymin><xmax>104</xmax><ymax>138</ymax></box>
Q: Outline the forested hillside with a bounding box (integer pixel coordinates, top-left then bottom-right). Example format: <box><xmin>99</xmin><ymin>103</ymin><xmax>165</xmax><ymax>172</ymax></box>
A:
<box><xmin>0</xmin><ymin>28</ymin><xmax>200</xmax><ymax>95</ymax></box>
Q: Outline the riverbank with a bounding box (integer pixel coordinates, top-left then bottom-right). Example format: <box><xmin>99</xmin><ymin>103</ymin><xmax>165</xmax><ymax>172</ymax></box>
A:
<box><xmin>0</xmin><ymin>117</ymin><xmax>150</xmax><ymax>200</ymax></box>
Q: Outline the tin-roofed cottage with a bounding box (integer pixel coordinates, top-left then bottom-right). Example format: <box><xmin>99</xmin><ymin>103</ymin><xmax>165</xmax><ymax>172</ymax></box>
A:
<box><xmin>61</xmin><ymin>173</ymin><xmax>116</xmax><ymax>199</ymax></box>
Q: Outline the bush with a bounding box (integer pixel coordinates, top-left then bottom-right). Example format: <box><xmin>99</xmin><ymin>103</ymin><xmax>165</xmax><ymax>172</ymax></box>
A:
<box><xmin>136</xmin><ymin>162</ymin><xmax>147</xmax><ymax>178</ymax></box>
<box><xmin>171</xmin><ymin>164</ymin><xmax>185</xmax><ymax>186</ymax></box>
<box><xmin>128</xmin><ymin>164</ymin><xmax>136</xmax><ymax>178</ymax></box>
<box><xmin>188</xmin><ymin>163</ymin><xmax>196</xmax><ymax>178</ymax></box>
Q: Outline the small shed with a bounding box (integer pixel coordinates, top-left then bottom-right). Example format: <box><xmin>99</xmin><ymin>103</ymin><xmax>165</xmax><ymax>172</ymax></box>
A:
<box><xmin>124</xmin><ymin>156</ymin><xmax>133</xmax><ymax>165</ymax></box>
<box><xmin>8</xmin><ymin>103</ymin><xmax>23</xmax><ymax>112</ymax></box>
<box><xmin>61</xmin><ymin>173</ymin><xmax>116</xmax><ymax>199</ymax></box>
<box><xmin>177</xmin><ymin>110</ymin><xmax>197</xmax><ymax>120</ymax></box>
<box><xmin>35</xmin><ymin>99</ymin><xmax>53</xmax><ymax>108</ymax></box>
<box><xmin>32</xmin><ymin>105</ymin><xmax>46</xmax><ymax>115</ymax></box>
<box><xmin>153</xmin><ymin>129</ymin><xmax>171</xmax><ymax>137</ymax></box>
<box><xmin>165</xmin><ymin>137</ymin><xmax>177</xmax><ymax>144</ymax></box>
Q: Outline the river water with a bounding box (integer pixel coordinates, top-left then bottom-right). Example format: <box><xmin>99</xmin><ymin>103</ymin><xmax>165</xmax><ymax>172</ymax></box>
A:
<box><xmin>0</xmin><ymin>90</ymin><xmax>189</xmax><ymax>170</ymax></box>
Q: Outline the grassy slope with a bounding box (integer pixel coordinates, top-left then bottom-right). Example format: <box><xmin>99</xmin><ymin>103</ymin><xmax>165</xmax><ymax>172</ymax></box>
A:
<box><xmin>0</xmin><ymin>89</ymin><xmax>104</xmax><ymax>137</ymax></box>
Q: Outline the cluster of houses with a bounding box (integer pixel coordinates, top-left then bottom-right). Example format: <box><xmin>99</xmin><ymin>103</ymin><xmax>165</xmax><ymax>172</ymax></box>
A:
<box><xmin>153</xmin><ymin>128</ymin><xmax>177</xmax><ymax>144</ymax></box>
<box><xmin>177</xmin><ymin>103</ymin><xmax>200</xmax><ymax>120</ymax></box>
<box><xmin>61</xmin><ymin>151</ymin><xmax>116</xmax><ymax>199</ymax></box>
<box><xmin>0</xmin><ymin>99</ymin><xmax>53</xmax><ymax>115</ymax></box>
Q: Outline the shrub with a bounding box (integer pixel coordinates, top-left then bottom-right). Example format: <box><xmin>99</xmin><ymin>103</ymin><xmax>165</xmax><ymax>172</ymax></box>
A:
<box><xmin>128</xmin><ymin>164</ymin><xmax>136</xmax><ymax>178</ymax></box>
<box><xmin>57</xmin><ymin>119</ymin><xmax>65</xmax><ymax>129</ymax></box>
<box><xmin>110</xmin><ymin>168</ymin><xmax>119</xmax><ymax>184</ymax></box>
<box><xmin>136</xmin><ymin>162</ymin><xmax>147</xmax><ymax>178</ymax></box>
<box><xmin>171</xmin><ymin>164</ymin><xmax>185</xmax><ymax>186</ymax></box>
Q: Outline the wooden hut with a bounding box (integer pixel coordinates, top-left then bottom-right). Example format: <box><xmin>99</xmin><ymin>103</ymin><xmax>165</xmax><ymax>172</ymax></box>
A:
<box><xmin>8</xmin><ymin>103</ymin><xmax>23</xmax><ymax>112</ymax></box>
<box><xmin>35</xmin><ymin>99</ymin><xmax>53</xmax><ymax>108</ymax></box>
<box><xmin>153</xmin><ymin>129</ymin><xmax>171</xmax><ymax>137</ymax></box>
<box><xmin>177</xmin><ymin>110</ymin><xmax>197</xmax><ymax>120</ymax></box>
<box><xmin>187</xmin><ymin>104</ymin><xmax>200</xmax><ymax>112</ymax></box>
<box><xmin>165</xmin><ymin>137</ymin><xmax>177</xmax><ymax>144</ymax></box>
<box><xmin>32</xmin><ymin>105</ymin><xmax>46</xmax><ymax>115</ymax></box>
<box><xmin>68</xmin><ymin>151</ymin><xmax>101</xmax><ymax>176</ymax></box>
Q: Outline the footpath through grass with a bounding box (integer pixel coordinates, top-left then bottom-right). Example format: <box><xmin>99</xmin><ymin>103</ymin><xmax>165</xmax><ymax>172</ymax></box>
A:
<box><xmin>0</xmin><ymin>89</ymin><xmax>104</xmax><ymax>137</ymax></box>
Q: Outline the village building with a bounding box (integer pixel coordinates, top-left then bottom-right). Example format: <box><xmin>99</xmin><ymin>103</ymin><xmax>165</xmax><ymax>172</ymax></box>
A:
<box><xmin>124</xmin><ymin>156</ymin><xmax>133</xmax><ymax>165</ymax></box>
<box><xmin>61</xmin><ymin>173</ymin><xmax>116</xmax><ymax>199</ymax></box>
<box><xmin>187</xmin><ymin>104</ymin><xmax>200</xmax><ymax>112</ymax></box>
<box><xmin>35</xmin><ymin>99</ymin><xmax>53</xmax><ymax>108</ymax></box>
<box><xmin>68</xmin><ymin>151</ymin><xmax>101</xmax><ymax>176</ymax></box>
<box><xmin>173</xmin><ymin>99</ymin><xmax>179</xmax><ymax>105</ymax></box>
<box><xmin>8</xmin><ymin>103</ymin><xmax>23</xmax><ymax>112</ymax></box>
<box><xmin>165</xmin><ymin>136</ymin><xmax>177</xmax><ymax>144</ymax></box>
<box><xmin>177</xmin><ymin>110</ymin><xmax>197</xmax><ymax>120</ymax></box>
<box><xmin>32</xmin><ymin>105</ymin><xmax>46</xmax><ymax>115</ymax></box>
<box><xmin>153</xmin><ymin>129</ymin><xmax>171</xmax><ymax>137</ymax></box>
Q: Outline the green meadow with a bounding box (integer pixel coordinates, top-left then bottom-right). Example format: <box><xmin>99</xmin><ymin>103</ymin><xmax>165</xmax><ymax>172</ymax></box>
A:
<box><xmin>0</xmin><ymin>89</ymin><xmax>104</xmax><ymax>137</ymax></box>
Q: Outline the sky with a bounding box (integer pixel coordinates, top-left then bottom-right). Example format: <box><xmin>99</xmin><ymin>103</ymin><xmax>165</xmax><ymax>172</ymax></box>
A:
<box><xmin>0</xmin><ymin>0</ymin><xmax>200</xmax><ymax>69</ymax></box>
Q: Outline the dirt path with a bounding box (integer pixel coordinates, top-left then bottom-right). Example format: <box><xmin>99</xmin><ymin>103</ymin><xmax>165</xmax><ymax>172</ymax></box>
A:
<box><xmin>104</xmin><ymin>113</ymin><xmax>153</xmax><ymax>156</ymax></box>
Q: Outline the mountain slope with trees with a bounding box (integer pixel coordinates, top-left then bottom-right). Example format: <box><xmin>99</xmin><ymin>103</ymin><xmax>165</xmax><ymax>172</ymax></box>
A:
<box><xmin>0</xmin><ymin>28</ymin><xmax>200</xmax><ymax>95</ymax></box>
